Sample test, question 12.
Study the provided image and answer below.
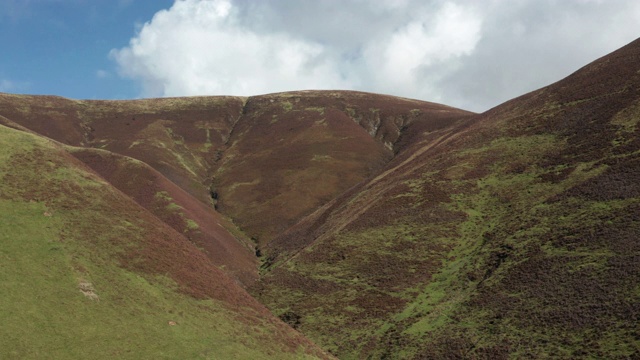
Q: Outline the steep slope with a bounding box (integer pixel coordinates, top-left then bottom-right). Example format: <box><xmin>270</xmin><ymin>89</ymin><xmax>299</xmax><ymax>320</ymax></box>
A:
<box><xmin>212</xmin><ymin>91</ymin><xmax>471</xmax><ymax>245</ymax></box>
<box><xmin>68</xmin><ymin>147</ymin><xmax>258</xmax><ymax>285</ymax></box>
<box><xmin>253</xmin><ymin>38</ymin><xmax>640</xmax><ymax>358</ymax></box>
<box><xmin>0</xmin><ymin>123</ymin><xmax>331</xmax><ymax>359</ymax></box>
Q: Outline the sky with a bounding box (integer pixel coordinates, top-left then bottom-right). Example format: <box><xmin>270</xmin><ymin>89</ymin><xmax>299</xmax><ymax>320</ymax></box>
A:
<box><xmin>1</xmin><ymin>0</ymin><xmax>639</xmax><ymax>112</ymax></box>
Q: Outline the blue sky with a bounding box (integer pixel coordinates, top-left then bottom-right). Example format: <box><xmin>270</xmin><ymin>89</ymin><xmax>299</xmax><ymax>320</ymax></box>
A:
<box><xmin>0</xmin><ymin>0</ymin><xmax>172</xmax><ymax>99</ymax></box>
<box><xmin>1</xmin><ymin>1</ymin><xmax>639</xmax><ymax>111</ymax></box>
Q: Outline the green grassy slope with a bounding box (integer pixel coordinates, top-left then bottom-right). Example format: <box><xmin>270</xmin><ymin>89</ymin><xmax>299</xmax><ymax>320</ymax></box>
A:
<box><xmin>254</xmin><ymin>38</ymin><xmax>640</xmax><ymax>358</ymax></box>
<box><xmin>0</xmin><ymin>124</ymin><xmax>331</xmax><ymax>359</ymax></box>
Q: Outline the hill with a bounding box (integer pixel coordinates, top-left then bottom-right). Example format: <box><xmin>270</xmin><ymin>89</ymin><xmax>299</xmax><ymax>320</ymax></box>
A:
<box><xmin>252</xmin><ymin>38</ymin><xmax>640</xmax><ymax>358</ymax></box>
<box><xmin>0</xmin><ymin>122</ymin><xmax>330</xmax><ymax>358</ymax></box>
<box><xmin>0</xmin><ymin>89</ymin><xmax>467</xmax><ymax>358</ymax></box>
<box><xmin>0</xmin><ymin>91</ymin><xmax>470</xmax><ymax>249</ymax></box>
<box><xmin>1</xmin><ymin>37</ymin><xmax>639</xmax><ymax>359</ymax></box>
<box><xmin>211</xmin><ymin>91</ymin><xmax>471</xmax><ymax>245</ymax></box>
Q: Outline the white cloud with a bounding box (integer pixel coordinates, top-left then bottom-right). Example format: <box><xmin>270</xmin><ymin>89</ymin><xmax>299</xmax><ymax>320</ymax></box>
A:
<box><xmin>111</xmin><ymin>0</ymin><xmax>640</xmax><ymax>111</ymax></box>
<box><xmin>111</xmin><ymin>0</ymin><xmax>480</xmax><ymax>101</ymax></box>
<box><xmin>111</xmin><ymin>0</ymin><xmax>348</xmax><ymax>97</ymax></box>
<box><xmin>362</xmin><ymin>2</ymin><xmax>482</xmax><ymax>103</ymax></box>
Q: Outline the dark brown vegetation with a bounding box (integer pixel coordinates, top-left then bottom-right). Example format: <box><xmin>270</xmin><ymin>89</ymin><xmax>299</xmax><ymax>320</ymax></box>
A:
<box><xmin>212</xmin><ymin>91</ymin><xmax>471</xmax><ymax>245</ymax></box>
<box><xmin>1</xmin><ymin>38</ymin><xmax>639</xmax><ymax>359</ymax></box>
<box><xmin>253</xmin><ymin>38</ymin><xmax>640</xmax><ymax>358</ymax></box>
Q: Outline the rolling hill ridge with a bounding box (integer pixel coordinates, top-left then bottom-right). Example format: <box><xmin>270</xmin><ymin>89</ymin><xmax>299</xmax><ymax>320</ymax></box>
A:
<box><xmin>0</xmin><ymin>89</ymin><xmax>468</xmax><ymax>358</ymax></box>
<box><xmin>1</xmin><ymin>38</ymin><xmax>639</xmax><ymax>359</ymax></box>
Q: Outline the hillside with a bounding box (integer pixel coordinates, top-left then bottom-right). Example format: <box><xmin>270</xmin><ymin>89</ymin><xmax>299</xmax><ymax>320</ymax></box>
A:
<box><xmin>253</xmin><ymin>38</ymin><xmax>640</xmax><ymax>358</ymax></box>
<box><xmin>1</xmin><ymin>37</ymin><xmax>639</xmax><ymax>359</ymax></box>
<box><xmin>0</xmin><ymin>91</ymin><xmax>470</xmax><ymax>249</ymax></box>
<box><xmin>0</xmin><ymin>89</ymin><xmax>468</xmax><ymax>358</ymax></box>
<box><xmin>0</xmin><ymin>123</ymin><xmax>330</xmax><ymax>359</ymax></box>
<box><xmin>211</xmin><ymin>91</ymin><xmax>472</xmax><ymax>245</ymax></box>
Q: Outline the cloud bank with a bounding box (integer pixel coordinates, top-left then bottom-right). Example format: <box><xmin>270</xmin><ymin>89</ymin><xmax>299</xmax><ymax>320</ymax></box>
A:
<box><xmin>111</xmin><ymin>0</ymin><xmax>640</xmax><ymax>112</ymax></box>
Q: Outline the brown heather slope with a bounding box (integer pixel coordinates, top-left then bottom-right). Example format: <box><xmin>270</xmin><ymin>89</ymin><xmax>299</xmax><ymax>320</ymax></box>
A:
<box><xmin>0</xmin><ymin>95</ymin><xmax>245</xmax><ymax>203</ymax></box>
<box><xmin>253</xmin><ymin>38</ymin><xmax>640</xmax><ymax>358</ymax></box>
<box><xmin>212</xmin><ymin>91</ymin><xmax>472</xmax><ymax>245</ymax></box>
<box><xmin>68</xmin><ymin>147</ymin><xmax>259</xmax><ymax>285</ymax></box>
<box><xmin>0</xmin><ymin>90</ymin><xmax>471</xmax><ymax>254</ymax></box>
<box><xmin>0</xmin><ymin>123</ymin><xmax>331</xmax><ymax>359</ymax></box>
